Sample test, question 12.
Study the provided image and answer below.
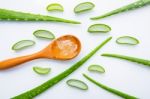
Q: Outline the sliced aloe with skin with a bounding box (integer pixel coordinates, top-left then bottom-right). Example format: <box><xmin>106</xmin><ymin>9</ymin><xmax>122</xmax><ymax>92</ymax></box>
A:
<box><xmin>47</xmin><ymin>3</ymin><xmax>64</xmax><ymax>12</ymax></box>
<box><xmin>74</xmin><ymin>2</ymin><xmax>95</xmax><ymax>13</ymax></box>
<box><xmin>33</xmin><ymin>67</ymin><xmax>51</xmax><ymax>75</ymax></box>
<box><xmin>66</xmin><ymin>79</ymin><xmax>88</xmax><ymax>90</ymax></box>
<box><xmin>88</xmin><ymin>24</ymin><xmax>111</xmax><ymax>33</ymax></box>
<box><xmin>33</xmin><ymin>30</ymin><xmax>55</xmax><ymax>40</ymax></box>
<box><xmin>88</xmin><ymin>64</ymin><xmax>105</xmax><ymax>73</ymax></box>
<box><xmin>116</xmin><ymin>36</ymin><xmax>139</xmax><ymax>45</ymax></box>
<box><xmin>12</xmin><ymin>40</ymin><xmax>35</xmax><ymax>51</ymax></box>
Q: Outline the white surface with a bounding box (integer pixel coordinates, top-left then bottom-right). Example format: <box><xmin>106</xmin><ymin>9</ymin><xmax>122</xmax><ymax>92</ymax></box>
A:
<box><xmin>0</xmin><ymin>0</ymin><xmax>150</xmax><ymax>99</ymax></box>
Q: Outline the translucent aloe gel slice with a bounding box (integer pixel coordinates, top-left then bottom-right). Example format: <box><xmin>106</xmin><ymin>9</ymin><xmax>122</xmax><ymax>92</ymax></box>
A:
<box><xmin>88</xmin><ymin>65</ymin><xmax>105</xmax><ymax>73</ymax></box>
<box><xmin>88</xmin><ymin>24</ymin><xmax>111</xmax><ymax>33</ymax></box>
<box><xmin>116</xmin><ymin>36</ymin><xmax>139</xmax><ymax>45</ymax></box>
<box><xmin>67</xmin><ymin>79</ymin><xmax>88</xmax><ymax>90</ymax></box>
<box><xmin>12</xmin><ymin>40</ymin><xmax>35</xmax><ymax>51</ymax></box>
<box><xmin>74</xmin><ymin>2</ymin><xmax>95</xmax><ymax>13</ymax></box>
<box><xmin>47</xmin><ymin>3</ymin><xmax>64</xmax><ymax>12</ymax></box>
<box><xmin>33</xmin><ymin>67</ymin><xmax>51</xmax><ymax>75</ymax></box>
<box><xmin>33</xmin><ymin>30</ymin><xmax>55</xmax><ymax>40</ymax></box>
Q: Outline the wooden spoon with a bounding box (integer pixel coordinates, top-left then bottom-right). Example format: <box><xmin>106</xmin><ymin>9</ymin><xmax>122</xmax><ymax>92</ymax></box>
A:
<box><xmin>0</xmin><ymin>35</ymin><xmax>81</xmax><ymax>70</ymax></box>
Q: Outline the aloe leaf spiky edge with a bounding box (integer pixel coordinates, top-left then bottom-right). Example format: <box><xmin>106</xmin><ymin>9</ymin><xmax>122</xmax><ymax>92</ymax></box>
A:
<box><xmin>83</xmin><ymin>74</ymin><xmax>138</xmax><ymax>99</ymax></box>
<box><xmin>0</xmin><ymin>8</ymin><xmax>80</xmax><ymax>24</ymax></box>
<box><xmin>91</xmin><ymin>0</ymin><xmax>150</xmax><ymax>20</ymax></box>
<box><xmin>11</xmin><ymin>37</ymin><xmax>112</xmax><ymax>99</ymax></box>
<box><xmin>101</xmin><ymin>53</ymin><xmax>150</xmax><ymax>66</ymax></box>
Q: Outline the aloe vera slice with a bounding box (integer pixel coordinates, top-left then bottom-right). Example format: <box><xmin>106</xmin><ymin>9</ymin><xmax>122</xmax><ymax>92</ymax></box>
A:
<box><xmin>33</xmin><ymin>30</ymin><xmax>55</xmax><ymax>40</ymax></box>
<box><xmin>33</xmin><ymin>67</ymin><xmax>51</xmax><ymax>75</ymax></box>
<box><xmin>116</xmin><ymin>36</ymin><xmax>139</xmax><ymax>45</ymax></box>
<box><xmin>74</xmin><ymin>2</ymin><xmax>95</xmax><ymax>13</ymax></box>
<box><xmin>67</xmin><ymin>79</ymin><xmax>88</xmax><ymax>90</ymax></box>
<box><xmin>88</xmin><ymin>65</ymin><xmax>105</xmax><ymax>73</ymax></box>
<box><xmin>88</xmin><ymin>24</ymin><xmax>111</xmax><ymax>33</ymax></box>
<box><xmin>12</xmin><ymin>40</ymin><xmax>35</xmax><ymax>51</ymax></box>
<box><xmin>47</xmin><ymin>3</ymin><xmax>64</xmax><ymax>12</ymax></box>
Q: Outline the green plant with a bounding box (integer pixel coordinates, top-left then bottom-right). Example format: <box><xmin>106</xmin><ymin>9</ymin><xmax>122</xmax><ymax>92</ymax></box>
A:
<box><xmin>83</xmin><ymin>74</ymin><xmax>138</xmax><ymax>99</ymax></box>
<box><xmin>12</xmin><ymin>37</ymin><xmax>112</xmax><ymax>99</ymax></box>
<box><xmin>33</xmin><ymin>67</ymin><xmax>51</xmax><ymax>75</ymax></box>
<box><xmin>74</xmin><ymin>2</ymin><xmax>95</xmax><ymax>13</ymax></box>
<box><xmin>88</xmin><ymin>64</ymin><xmax>105</xmax><ymax>73</ymax></box>
<box><xmin>33</xmin><ymin>30</ymin><xmax>55</xmax><ymax>40</ymax></box>
<box><xmin>102</xmin><ymin>53</ymin><xmax>150</xmax><ymax>66</ymax></box>
<box><xmin>12</xmin><ymin>40</ymin><xmax>35</xmax><ymax>51</ymax></box>
<box><xmin>0</xmin><ymin>8</ymin><xmax>80</xmax><ymax>24</ymax></box>
<box><xmin>66</xmin><ymin>79</ymin><xmax>88</xmax><ymax>90</ymax></box>
<box><xmin>116</xmin><ymin>36</ymin><xmax>139</xmax><ymax>45</ymax></box>
<box><xmin>46</xmin><ymin>3</ymin><xmax>64</xmax><ymax>12</ymax></box>
<box><xmin>91</xmin><ymin>0</ymin><xmax>150</xmax><ymax>20</ymax></box>
<box><xmin>88</xmin><ymin>24</ymin><xmax>111</xmax><ymax>33</ymax></box>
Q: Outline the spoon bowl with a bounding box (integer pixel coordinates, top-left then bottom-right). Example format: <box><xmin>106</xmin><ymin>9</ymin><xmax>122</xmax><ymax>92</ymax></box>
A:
<box><xmin>41</xmin><ymin>35</ymin><xmax>81</xmax><ymax>59</ymax></box>
<box><xmin>0</xmin><ymin>35</ymin><xmax>81</xmax><ymax>70</ymax></box>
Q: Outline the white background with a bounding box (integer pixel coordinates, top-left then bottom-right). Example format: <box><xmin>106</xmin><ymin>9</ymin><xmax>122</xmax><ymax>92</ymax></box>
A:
<box><xmin>0</xmin><ymin>0</ymin><xmax>150</xmax><ymax>99</ymax></box>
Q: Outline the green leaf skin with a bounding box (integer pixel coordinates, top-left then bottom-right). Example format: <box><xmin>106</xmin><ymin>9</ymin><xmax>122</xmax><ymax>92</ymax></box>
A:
<box><xmin>83</xmin><ymin>74</ymin><xmax>138</xmax><ymax>99</ymax></box>
<box><xmin>91</xmin><ymin>0</ymin><xmax>150</xmax><ymax>20</ymax></box>
<box><xmin>11</xmin><ymin>37</ymin><xmax>112</xmax><ymax>99</ymax></box>
<box><xmin>102</xmin><ymin>53</ymin><xmax>150</xmax><ymax>66</ymax></box>
<box><xmin>0</xmin><ymin>8</ymin><xmax>80</xmax><ymax>24</ymax></box>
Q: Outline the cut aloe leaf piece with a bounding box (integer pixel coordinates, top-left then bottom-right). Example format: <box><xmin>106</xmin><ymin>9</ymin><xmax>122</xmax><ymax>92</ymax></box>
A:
<box><xmin>88</xmin><ymin>64</ymin><xmax>105</xmax><ymax>73</ymax></box>
<box><xmin>88</xmin><ymin>24</ymin><xmax>111</xmax><ymax>33</ymax></box>
<box><xmin>74</xmin><ymin>2</ymin><xmax>95</xmax><ymax>13</ymax></box>
<box><xmin>33</xmin><ymin>67</ymin><xmax>51</xmax><ymax>75</ymax></box>
<box><xmin>33</xmin><ymin>30</ymin><xmax>55</xmax><ymax>40</ymax></box>
<box><xmin>12</xmin><ymin>40</ymin><xmax>35</xmax><ymax>51</ymax></box>
<box><xmin>66</xmin><ymin>79</ymin><xmax>88</xmax><ymax>90</ymax></box>
<box><xmin>83</xmin><ymin>74</ymin><xmax>138</xmax><ymax>99</ymax></box>
<box><xmin>47</xmin><ymin>3</ymin><xmax>64</xmax><ymax>12</ymax></box>
<box><xmin>116</xmin><ymin>36</ymin><xmax>139</xmax><ymax>45</ymax></box>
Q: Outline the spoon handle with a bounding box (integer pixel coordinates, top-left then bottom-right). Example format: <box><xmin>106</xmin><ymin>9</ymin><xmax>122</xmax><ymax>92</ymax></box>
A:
<box><xmin>0</xmin><ymin>53</ymin><xmax>42</xmax><ymax>70</ymax></box>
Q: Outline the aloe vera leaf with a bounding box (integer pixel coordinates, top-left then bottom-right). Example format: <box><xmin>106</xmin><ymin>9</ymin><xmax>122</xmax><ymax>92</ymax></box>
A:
<box><xmin>12</xmin><ymin>40</ymin><xmax>35</xmax><ymax>51</ymax></box>
<box><xmin>102</xmin><ymin>53</ymin><xmax>150</xmax><ymax>66</ymax></box>
<box><xmin>116</xmin><ymin>36</ymin><xmax>139</xmax><ymax>45</ymax></box>
<box><xmin>74</xmin><ymin>2</ymin><xmax>95</xmax><ymax>13</ymax></box>
<box><xmin>47</xmin><ymin>3</ymin><xmax>64</xmax><ymax>12</ymax></box>
<box><xmin>0</xmin><ymin>8</ymin><xmax>80</xmax><ymax>24</ymax></box>
<box><xmin>66</xmin><ymin>79</ymin><xmax>88</xmax><ymax>90</ymax></box>
<box><xmin>88</xmin><ymin>64</ymin><xmax>105</xmax><ymax>73</ymax></box>
<box><xmin>83</xmin><ymin>74</ymin><xmax>138</xmax><ymax>99</ymax></box>
<box><xmin>12</xmin><ymin>37</ymin><xmax>112</xmax><ymax>99</ymax></box>
<box><xmin>33</xmin><ymin>30</ymin><xmax>55</xmax><ymax>40</ymax></box>
<box><xmin>33</xmin><ymin>67</ymin><xmax>51</xmax><ymax>75</ymax></box>
<box><xmin>91</xmin><ymin>0</ymin><xmax>150</xmax><ymax>20</ymax></box>
<box><xmin>88</xmin><ymin>24</ymin><xmax>111</xmax><ymax>33</ymax></box>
